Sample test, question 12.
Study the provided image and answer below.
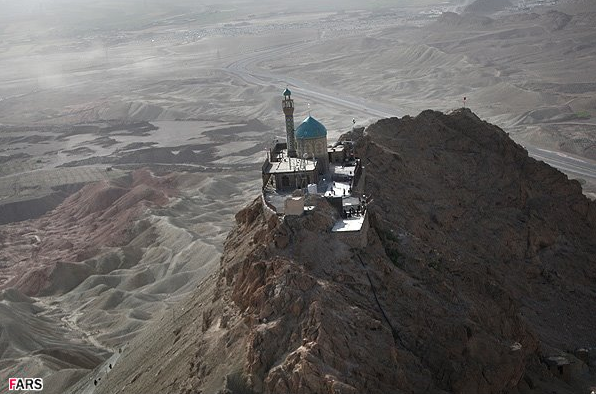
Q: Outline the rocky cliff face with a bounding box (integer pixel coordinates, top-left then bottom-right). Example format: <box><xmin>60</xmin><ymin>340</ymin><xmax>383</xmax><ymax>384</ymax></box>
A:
<box><xmin>356</xmin><ymin>109</ymin><xmax>596</xmax><ymax>393</ymax></box>
<box><xmin>93</xmin><ymin>109</ymin><xmax>596</xmax><ymax>394</ymax></box>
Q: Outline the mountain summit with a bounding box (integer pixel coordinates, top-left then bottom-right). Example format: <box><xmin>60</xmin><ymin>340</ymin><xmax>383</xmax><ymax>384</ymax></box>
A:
<box><xmin>89</xmin><ymin>109</ymin><xmax>596</xmax><ymax>394</ymax></box>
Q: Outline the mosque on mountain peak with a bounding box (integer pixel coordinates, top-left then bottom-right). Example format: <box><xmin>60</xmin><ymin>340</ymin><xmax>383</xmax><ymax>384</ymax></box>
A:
<box><xmin>261</xmin><ymin>87</ymin><xmax>369</xmax><ymax>238</ymax></box>
<box><xmin>263</xmin><ymin>88</ymin><xmax>353</xmax><ymax>190</ymax></box>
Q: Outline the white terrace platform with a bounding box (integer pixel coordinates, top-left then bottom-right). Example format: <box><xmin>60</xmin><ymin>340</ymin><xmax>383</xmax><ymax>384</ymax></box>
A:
<box><xmin>332</xmin><ymin>215</ymin><xmax>366</xmax><ymax>232</ymax></box>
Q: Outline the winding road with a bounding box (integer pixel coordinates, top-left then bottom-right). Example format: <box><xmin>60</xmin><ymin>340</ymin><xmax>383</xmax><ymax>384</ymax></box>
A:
<box><xmin>525</xmin><ymin>146</ymin><xmax>596</xmax><ymax>182</ymax></box>
<box><xmin>224</xmin><ymin>41</ymin><xmax>596</xmax><ymax>186</ymax></box>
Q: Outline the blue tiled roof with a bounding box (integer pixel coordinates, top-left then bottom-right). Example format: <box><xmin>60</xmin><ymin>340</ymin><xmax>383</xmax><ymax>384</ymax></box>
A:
<box><xmin>283</xmin><ymin>88</ymin><xmax>292</xmax><ymax>96</ymax></box>
<box><xmin>295</xmin><ymin>116</ymin><xmax>327</xmax><ymax>140</ymax></box>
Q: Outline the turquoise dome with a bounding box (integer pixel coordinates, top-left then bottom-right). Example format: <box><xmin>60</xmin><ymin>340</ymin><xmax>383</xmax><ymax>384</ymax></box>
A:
<box><xmin>283</xmin><ymin>88</ymin><xmax>292</xmax><ymax>96</ymax></box>
<box><xmin>295</xmin><ymin>116</ymin><xmax>327</xmax><ymax>140</ymax></box>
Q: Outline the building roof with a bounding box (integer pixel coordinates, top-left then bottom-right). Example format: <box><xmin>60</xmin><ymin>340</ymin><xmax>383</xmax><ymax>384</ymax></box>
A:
<box><xmin>295</xmin><ymin>116</ymin><xmax>327</xmax><ymax>140</ymax></box>
<box><xmin>263</xmin><ymin>157</ymin><xmax>317</xmax><ymax>174</ymax></box>
<box><xmin>283</xmin><ymin>88</ymin><xmax>292</xmax><ymax>96</ymax></box>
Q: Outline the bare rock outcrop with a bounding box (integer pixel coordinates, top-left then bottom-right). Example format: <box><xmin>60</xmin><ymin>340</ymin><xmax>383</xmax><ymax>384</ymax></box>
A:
<box><xmin>359</xmin><ymin>109</ymin><xmax>596</xmax><ymax>393</ymax></box>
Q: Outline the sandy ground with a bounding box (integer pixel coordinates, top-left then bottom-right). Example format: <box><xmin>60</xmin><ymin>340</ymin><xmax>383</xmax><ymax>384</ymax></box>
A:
<box><xmin>0</xmin><ymin>0</ymin><xmax>595</xmax><ymax>392</ymax></box>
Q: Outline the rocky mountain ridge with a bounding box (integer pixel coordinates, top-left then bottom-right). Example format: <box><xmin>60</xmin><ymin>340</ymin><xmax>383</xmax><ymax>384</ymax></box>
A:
<box><xmin>90</xmin><ymin>109</ymin><xmax>596</xmax><ymax>394</ymax></box>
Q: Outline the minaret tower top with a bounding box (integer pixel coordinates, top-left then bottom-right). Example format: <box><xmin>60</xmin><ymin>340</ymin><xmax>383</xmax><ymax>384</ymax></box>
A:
<box><xmin>282</xmin><ymin>88</ymin><xmax>297</xmax><ymax>158</ymax></box>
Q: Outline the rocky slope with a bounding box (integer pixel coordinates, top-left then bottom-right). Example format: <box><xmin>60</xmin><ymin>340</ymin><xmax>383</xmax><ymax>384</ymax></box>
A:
<box><xmin>90</xmin><ymin>109</ymin><xmax>596</xmax><ymax>394</ymax></box>
<box><xmin>0</xmin><ymin>169</ymin><xmax>176</xmax><ymax>296</ymax></box>
<box><xmin>0</xmin><ymin>168</ymin><xmax>243</xmax><ymax>394</ymax></box>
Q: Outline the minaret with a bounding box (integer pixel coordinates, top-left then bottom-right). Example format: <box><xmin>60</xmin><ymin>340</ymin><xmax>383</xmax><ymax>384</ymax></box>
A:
<box><xmin>282</xmin><ymin>88</ymin><xmax>297</xmax><ymax>158</ymax></box>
